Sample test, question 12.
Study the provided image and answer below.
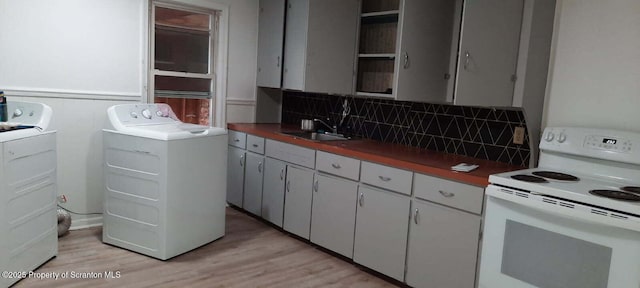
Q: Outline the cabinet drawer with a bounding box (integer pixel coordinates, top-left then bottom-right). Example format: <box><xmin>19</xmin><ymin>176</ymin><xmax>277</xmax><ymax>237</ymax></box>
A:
<box><xmin>246</xmin><ymin>135</ymin><xmax>265</xmax><ymax>154</ymax></box>
<box><xmin>228</xmin><ymin>130</ymin><xmax>246</xmax><ymax>149</ymax></box>
<box><xmin>413</xmin><ymin>173</ymin><xmax>484</xmax><ymax>214</ymax></box>
<box><xmin>315</xmin><ymin>151</ymin><xmax>360</xmax><ymax>181</ymax></box>
<box><xmin>361</xmin><ymin>161</ymin><xmax>412</xmax><ymax>195</ymax></box>
<box><xmin>265</xmin><ymin>139</ymin><xmax>315</xmax><ymax>169</ymax></box>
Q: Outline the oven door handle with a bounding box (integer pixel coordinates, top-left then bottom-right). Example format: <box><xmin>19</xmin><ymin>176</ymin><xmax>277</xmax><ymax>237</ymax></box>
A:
<box><xmin>487</xmin><ymin>186</ymin><xmax>640</xmax><ymax>233</ymax></box>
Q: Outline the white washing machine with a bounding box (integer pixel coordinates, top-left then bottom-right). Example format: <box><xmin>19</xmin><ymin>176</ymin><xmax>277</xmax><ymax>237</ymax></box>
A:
<box><xmin>102</xmin><ymin>103</ymin><xmax>227</xmax><ymax>260</ymax></box>
<box><xmin>0</xmin><ymin>101</ymin><xmax>57</xmax><ymax>288</ymax></box>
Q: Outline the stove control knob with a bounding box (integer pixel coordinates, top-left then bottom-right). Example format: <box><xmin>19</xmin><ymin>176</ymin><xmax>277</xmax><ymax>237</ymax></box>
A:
<box><xmin>557</xmin><ymin>133</ymin><xmax>567</xmax><ymax>143</ymax></box>
<box><xmin>130</xmin><ymin>111</ymin><xmax>138</xmax><ymax>118</ymax></box>
<box><xmin>13</xmin><ymin>108</ymin><xmax>23</xmax><ymax>118</ymax></box>
<box><xmin>141</xmin><ymin>109</ymin><xmax>152</xmax><ymax>119</ymax></box>
<box><xmin>545</xmin><ymin>131</ymin><xmax>555</xmax><ymax>142</ymax></box>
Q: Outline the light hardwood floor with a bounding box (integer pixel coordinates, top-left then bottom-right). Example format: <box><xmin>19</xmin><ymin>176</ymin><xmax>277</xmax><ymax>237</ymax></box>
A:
<box><xmin>15</xmin><ymin>208</ymin><xmax>398</xmax><ymax>288</ymax></box>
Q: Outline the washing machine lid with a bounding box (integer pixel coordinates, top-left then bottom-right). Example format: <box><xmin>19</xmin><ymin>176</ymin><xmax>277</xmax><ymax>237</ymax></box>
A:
<box><xmin>107</xmin><ymin>123</ymin><xmax>226</xmax><ymax>140</ymax></box>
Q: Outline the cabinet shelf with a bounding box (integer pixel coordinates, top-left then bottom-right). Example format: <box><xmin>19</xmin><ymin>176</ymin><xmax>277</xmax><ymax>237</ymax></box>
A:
<box><xmin>361</xmin><ymin>10</ymin><xmax>399</xmax><ymax>18</ymax></box>
<box><xmin>358</xmin><ymin>53</ymin><xmax>396</xmax><ymax>59</ymax></box>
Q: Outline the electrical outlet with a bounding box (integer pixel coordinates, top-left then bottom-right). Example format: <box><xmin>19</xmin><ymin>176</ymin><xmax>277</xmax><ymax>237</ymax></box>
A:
<box><xmin>513</xmin><ymin>127</ymin><xmax>525</xmax><ymax>145</ymax></box>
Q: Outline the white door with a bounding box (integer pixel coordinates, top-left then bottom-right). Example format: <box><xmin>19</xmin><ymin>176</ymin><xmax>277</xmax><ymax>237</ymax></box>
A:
<box><xmin>282</xmin><ymin>0</ymin><xmax>309</xmax><ymax>90</ymax></box>
<box><xmin>242</xmin><ymin>152</ymin><xmax>264</xmax><ymax>216</ymax></box>
<box><xmin>226</xmin><ymin>146</ymin><xmax>245</xmax><ymax>207</ymax></box>
<box><xmin>353</xmin><ymin>185</ymin><xmax>410</xmax><ymax>281</ymax></box>
<box><xmin>262</xmin><ymin>158</ymin><xmax>287</xmax><ymax>227</ymax></box>
<box><xmin>406</xmin><ymin>199</ymin><xmax>481</xmax><ymax>288</ymax></box>
<box><xmin>454</xmin><ymin>0</ymin><xmax>524</xmax><ymax>106</ymax></box>
<box><xmin>310</xmin><ymin>174</ymin><xmax>358</xmax><ymax>258</ymax></box>
<box><xmin>256</xmin><ymin>0</ymin><xmax>285</xmax><ymax>88</ymax></box>
<box><xmin>283</xmin><ymin>165</ymin><xmax>314</xmax><ymax>239</ymax></box>
<box><xmin>480</xmin><ymin>186</ymin><xmax>640</xmax><ymax>288</ymax></box>
<box><xmin>395</xmin><ymin>0</ymin><xmax>456</xmax><ymax>102</ymax></box>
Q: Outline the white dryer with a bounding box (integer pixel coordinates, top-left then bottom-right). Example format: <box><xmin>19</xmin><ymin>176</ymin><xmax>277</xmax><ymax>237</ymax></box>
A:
<box><xmin>102</xmin><ymin>103</ymin><xmax>227</xmax><ymax>260</ymax></box>
<box><xmin>0</xmin><ymin>101</ymin><xmax>57</xmax><ymax>288</ymax></box>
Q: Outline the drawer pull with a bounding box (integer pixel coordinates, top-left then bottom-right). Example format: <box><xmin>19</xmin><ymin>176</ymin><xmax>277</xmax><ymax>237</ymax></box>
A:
<box><xmin>359</xmin><ymin>193</ymin><xmax>364</xmax><ymax>207</ymax></box>
<box><xmin>331</xmin><ymin>163</ymin><xmax>341</xmax><ymax>169</ymax></box>
<box><xmin>439</xmin><ymin>190</ymin><xmax>455</xmax><ymax>198</ymax></box>
<box><xmin>414</xmin><ymin>208</ymin><xmax>420</xmax><ymax>224</ymax></box>
<box><xmin>234</xmin><ymin>138</ymin><xmax>240</xmax><ymax>142</ymax></box>
<box><xmin>252</xmin><ymin>143</ymin><xmax>259</xmax><ymax>148</ymax></box>
<box><xmin>378</xmin><ymin>176</ymin><xmax>392</xmax><ymax>182</ymax></box>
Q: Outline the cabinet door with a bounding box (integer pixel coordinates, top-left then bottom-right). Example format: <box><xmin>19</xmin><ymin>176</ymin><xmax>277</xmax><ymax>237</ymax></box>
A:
<box><xmin>353</xmin><ymin>185</ymin><xmax>410</xmax><ymax>281</ymax></box>
<box><xmin>226</xmin><ymin>146</ymin><xmax>245</xmax><ymax>207</ymax></box>
<box><xmin>257</xmin><ymin>0</ymin><xmax>285</xmax><ymax>88</ymax></box>
<box><xmin>406</xmin><ymin>200</ymin><xmax>481</xmax><ymax>288</ymax></box>
<box><xmin>310</xmin><ymin>174</ymin><xmax>358</xmax><ymax>258</ymax></box>
<box><xmin>243</xmin><ymin>152</ymin><xmax>264</xmax><ymax>216</ymax></box>
<box><xmin>262</xmin><ymin>158</ymin><xmax>287</xmax><ymax>227</ymax></box>
<box><xmin>395</xmin><ymin>0</ymin><xmax>456</xmax><ymax>102</ymax></box>
<box><xmin>283</xmin><ymin>165</ymin><xmax>314</xmax><ymax>239</ymax></box>
<box><xmin>454</xmin><ymin>0</ymin><xmax>524</xmax><ymax>106</ymax></box>
<box><xmin>282</xmin><ymin>0</ymin><xmax>309</xmax><ymax>91</ymax></box>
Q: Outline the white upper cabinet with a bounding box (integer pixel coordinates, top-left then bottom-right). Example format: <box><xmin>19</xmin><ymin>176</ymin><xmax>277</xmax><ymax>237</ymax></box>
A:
<box><xmin>453</xmin><ymin>0</ymin><xmax>525</xmax><ymax>107</ymax></box>
<box><xmin>282</xmin><ymin>0</ymin><xmax>360</xmax><ymax>95</ymax></box>
<box><xmin>356</xmin><ymin>0</ymin><xmax>456</xmax><ymax>102</ymax></box>
<box><xmin>257</xmin><ymin>0</ymin><xmax>286</xmax><ymax>88</ymax></box>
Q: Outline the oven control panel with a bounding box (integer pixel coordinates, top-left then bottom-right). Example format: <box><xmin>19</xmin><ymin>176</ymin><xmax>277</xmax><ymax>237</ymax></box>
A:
<box><xmin>584</xmin><ymin>135</ymin><xmax>632</xmax><ymax>153</ymax></box>
<box><xmin>540</xmin><ymin>127</ymin><xmax>639</xmax><ymax>165</ymax></box>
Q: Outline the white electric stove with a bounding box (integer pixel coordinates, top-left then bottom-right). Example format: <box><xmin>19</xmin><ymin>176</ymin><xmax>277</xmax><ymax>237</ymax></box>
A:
<box><xmin>479</xmin><ymin>127</ymin><xmax>640</xmax><ymax>288</ymax></box>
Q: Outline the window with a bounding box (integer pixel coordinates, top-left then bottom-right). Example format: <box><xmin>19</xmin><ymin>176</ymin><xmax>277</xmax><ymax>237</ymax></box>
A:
<box><xmin>150</xmin><ymin>3</ymin><xmax>219</xmax><ymax>125</ymax></box>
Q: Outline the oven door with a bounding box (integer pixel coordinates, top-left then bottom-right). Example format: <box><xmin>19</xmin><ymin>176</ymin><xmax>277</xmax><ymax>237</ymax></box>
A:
<box><xmin>479</xmin><ymin>185</ymin><xmax>640</xmax><ymax>288</ymax></box>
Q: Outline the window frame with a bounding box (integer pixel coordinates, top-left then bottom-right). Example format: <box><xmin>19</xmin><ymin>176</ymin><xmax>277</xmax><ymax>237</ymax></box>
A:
<box><xmin>148</xmin><ymin>0</ymin><xmax>228</xmax><ymax>127</ymax></box>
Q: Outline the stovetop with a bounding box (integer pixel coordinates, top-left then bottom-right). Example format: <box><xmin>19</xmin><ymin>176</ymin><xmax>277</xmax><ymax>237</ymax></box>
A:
<box><xmin>490</xmin><ymin>168</ymin><xmax>640</xmax><ymax>216</ymax></box>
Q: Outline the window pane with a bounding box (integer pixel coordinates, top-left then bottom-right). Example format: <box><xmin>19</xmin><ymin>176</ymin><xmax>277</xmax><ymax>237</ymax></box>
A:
<box><xmin>154</xmin><ymin>75</ymin><xmax>211</xmax><ymax>98</ymax></box>
<box><xmin>155</xmin><ymin>7</ymin><xmax>210</xmax><ymax>73</ymax></box>
<box><xmin>155</xmin><ymin>97</ymin><xmax>210</xmax><ymax>126</ymax></box>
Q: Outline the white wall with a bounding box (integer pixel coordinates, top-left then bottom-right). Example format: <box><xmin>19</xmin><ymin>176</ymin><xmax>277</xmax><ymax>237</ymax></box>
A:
<box><xmin>0</xmin><ymin>0</ymin><xmax>258</xmax><ymax>228</ymax></box>
<box><xmin>543</xmin><ymin>0</ymin><xmax>640</xmax><ymax>131</ymax></box>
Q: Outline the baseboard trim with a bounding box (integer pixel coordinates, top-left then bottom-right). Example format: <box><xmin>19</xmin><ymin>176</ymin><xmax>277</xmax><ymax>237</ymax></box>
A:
<box><xmin>70</xmin><ymin>215</ymin><xmax>103</xmax><ymax>230</ymax></box>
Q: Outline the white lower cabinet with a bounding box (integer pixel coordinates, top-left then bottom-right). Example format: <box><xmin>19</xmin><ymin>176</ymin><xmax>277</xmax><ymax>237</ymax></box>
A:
<box><xmin>353</xmin><ymin>185</ymin><xmax>410</xmax><ymax>281</ymax></box>
<box><xmin>243</xmin><ymin>152</ymin><xmax>264</xmax><ymax>216</ymax></box>
<box><xmin>262</xmin><ymin>158</ymin><xmax>287</xmax><ymax>227</ymax></box>
<box><xmin>226</xmin><ymin>146</ymin><xmax>245</xmax><ymax>207</ymax></box>
<box><xmin>283</xmin><ymin>165</ymin><xmax>314</xmax><ymax>239</ymax></box>
<box><xmin>406</xmin><ymin>199</ymin><xmax>482</xmax><ymax>288</ymax></box>
<box><xmin>310</xmin><ymin>173</ymin><xmax>358</xmax><ymax>258</ymax></box>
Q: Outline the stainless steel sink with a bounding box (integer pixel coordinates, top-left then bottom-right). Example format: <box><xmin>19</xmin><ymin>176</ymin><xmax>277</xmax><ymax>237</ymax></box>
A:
<box><xmin>281</xmin><ymin>131</ymin><xmax>351</xmax><ymax>141</ymax></box>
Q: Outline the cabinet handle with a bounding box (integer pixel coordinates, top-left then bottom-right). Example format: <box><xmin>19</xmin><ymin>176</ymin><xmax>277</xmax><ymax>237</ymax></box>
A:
<box><xmin>378</xmin><ymin>175</ymin><xmax>391</xmax><ymax>182</ymax></box>
<box><xmin>403</xmin><ymin>51</ymin><xmax>409</xmax><ymax>69</ymax></box>
<box><xmin>240</xmin><ymin>154</ymin><xmax>244</xmax><ymax>167</ymax></box>
<box><xmin>277</xmin><ymin>56</ymin><xmax>281</xmax><ymax>68</ymax></box>
<box><xmin>234</xmin><ymin>138</ymin><xmax>240</xmax><ymax>142</ymax></box>
<box><xmin>358</xmin><ymin>192</ymin><xmax>364</xmax><ymax>207</ymax></box>
<box><xmin>464</xmin><ymin>50</ymin><xmax>470</xmax><ymax>70</ymax></box>
<box><xmin>252</xmin><ymin>143</ymin><xmax>259</xmax><ymax>148</ymax></box>
<box><xmin>258</xmin><ymin>162</ymin><xmax>263</xmax><ymax>173</ymax></box>
<box><xmin>331</xmin><ymin>163</ymin><xmax>341</xmax><ymax>169</ymax></box>
<box><xmin>414</xmin><ymin>208</ymin><xmax>420</xmax><ymax>225</ymax></box>
<box><xmin>280</xmin><ymin>169</ymin><xmax>284</xmax><ymax>180</ymax></box>
<box><xmin>286</xmin><ymin>180</ymin><xmax>291</xmax><ymax>192</ymax></box>
<box><xmin>313</xmin><ymin>179</ymin><xmax>319</xmax><ymax>192</ymax></box>
<box><xmin>439</xmin><ymin>190</ymin><xmax>455</xmax><ymax>198</ymax></box>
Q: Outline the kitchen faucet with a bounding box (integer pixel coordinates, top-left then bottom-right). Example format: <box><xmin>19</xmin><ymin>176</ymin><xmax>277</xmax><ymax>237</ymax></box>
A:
<box><xmin>313</xmin><ymin>118</ymin><xmax>338</xmax><ymax>134</ymax></box>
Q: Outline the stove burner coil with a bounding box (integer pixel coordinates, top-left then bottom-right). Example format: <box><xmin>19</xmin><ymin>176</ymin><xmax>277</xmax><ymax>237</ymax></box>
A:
<box><xmin>621</xmin><ymin>186</ymin><xmax>640</xmax><ymax>194</ymax></box>
<box><xmin>589</xmin><ymin>189</ymin><xmax>640</xmax><ymax>202</ymax></box>
<box><xmin>532</xmin><ymin>171</ymin><xmax>579</xmax><ymax>181</ymax></box>
<box><xmin>511</xmin><ymin>174</ymin><xmax>548</xmax><ymax>183</ymax></box>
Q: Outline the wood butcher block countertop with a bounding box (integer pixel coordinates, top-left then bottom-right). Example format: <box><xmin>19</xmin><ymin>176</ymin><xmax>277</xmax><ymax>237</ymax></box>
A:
<box><xmin>228</xmin><ymin>123</ymin><xmax>524</xmax><ymax>187</ymax></box>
